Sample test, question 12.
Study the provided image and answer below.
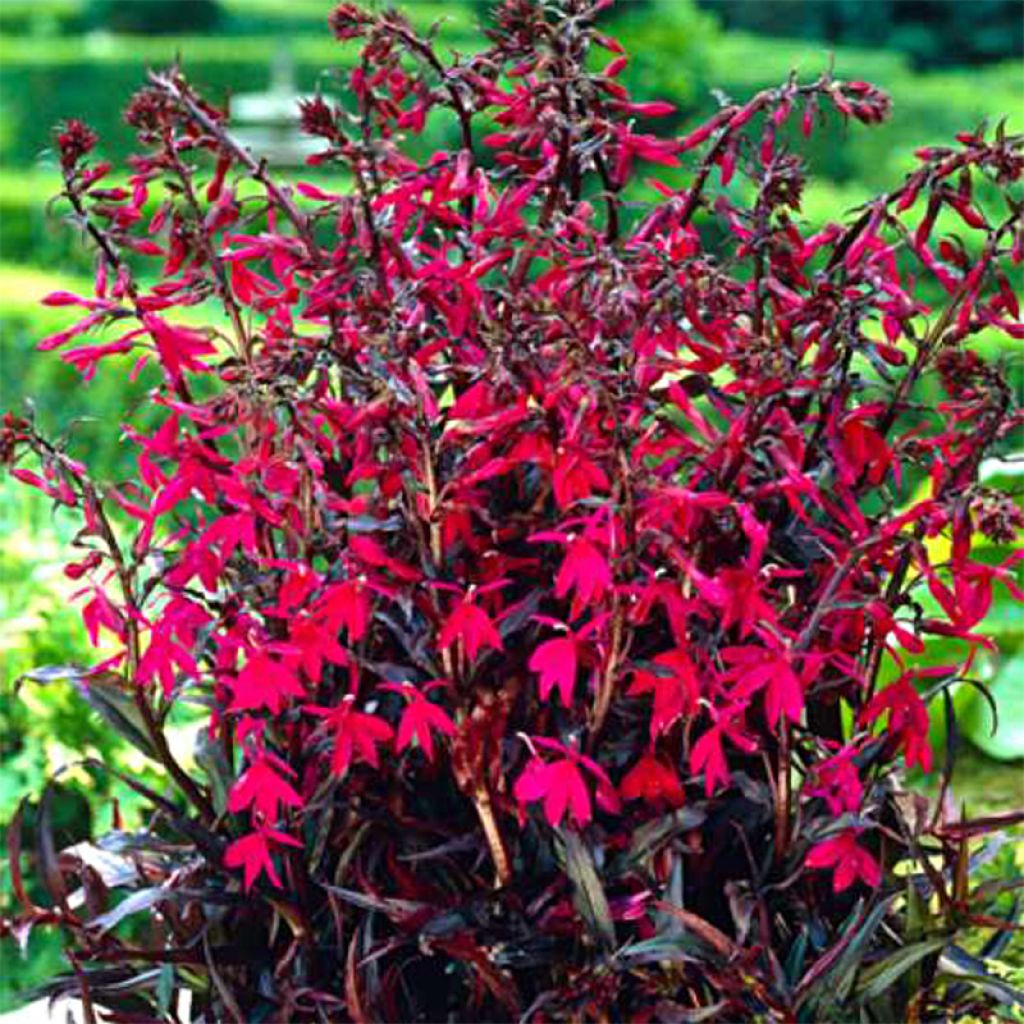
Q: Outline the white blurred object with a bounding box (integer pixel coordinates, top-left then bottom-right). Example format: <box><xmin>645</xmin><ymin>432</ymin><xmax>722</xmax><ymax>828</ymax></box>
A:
<box><xmin>232</xmin><ymin>45</ymin><xmax>323</xmax><ymax>166</ymax></box>
<box><xmin>0</xmin><ymin>991</ymin><xmax>191</xmax><ymax>1023</ymax></box>
<box><xmin>980</xmin><ymin>455</ymin><xmax>1024</xmax><ymax>479</ymax></box>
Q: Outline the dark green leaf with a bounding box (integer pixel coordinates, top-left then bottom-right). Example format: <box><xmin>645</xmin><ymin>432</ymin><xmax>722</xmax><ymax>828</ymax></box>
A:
<box><xmin>784</xmin><ymin>926</ymin><xmax>808</xmax><ymax>988</ymax></box>
<box><xmin>797</xmin><ymin>897</ymin><xmax>893</xmax><ymax>1012</ymax></box>
<box><xmin>905</xmin><ymin>874</ymin><xmax>928</xmax><ymax>943</ymax></box>
<box><xmin>74</xmin><ymin>672</ymin><xmax>161</xmax><ymax>761</ymax></box>
<box><xmin>613</xmin><ymin>935</ymin><xmax>702</xmax><ymax>967</ymax></box>
<box><xmin>980</xmin><ymin>897</ymin><xmax>1020</xmax><ymax>961</ymax></box>
<box><xmin>628</xmin><ymin>807</ymin><xmax>705</xmax><ymax>865</ymax></box>
<box><xmin>16</xmin><ymin>663</ymin><xmax>90</xmax><ymax>689</ymax></box>
<box><xmin>156</xmin><ymin>963</ymin><xmax>175</xmax><ymax>1019</ymax></box>
<box><xmin>939</xmin><ymin>945</ymin><xmax>1024</xmax><ymax>1008</ymax></box>
<box><xmin>832</xmin><ymin>899</ymin><xmax>892</xmax><ymax>1003</ymax></box>
<box><xmin>854</xmin><ymin>938</ymin><xmax>946</xmax><ymax>1002</ymax></box>
<box><xmin>193</xmin><ymin>727</ymin><xmax>231</xmax><ymax>814</ymax></box>
<box><xmin>559</xmin><ymin>829</ymin><xmax>615</xmax><ymax>951</ymax></box>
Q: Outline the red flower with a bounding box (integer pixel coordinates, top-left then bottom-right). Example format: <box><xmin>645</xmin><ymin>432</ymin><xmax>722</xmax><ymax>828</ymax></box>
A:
<box><xmin>628</xmin><ymin>650</ymin><xmax>701</xmax><ymax>738</ymax></box>
<box><xmin>722</xmin><ymin>645</ymin><xmax>806</xmax><ymax>728</ymax></box>
<box><xmin>223</xmin><ymin>826</ymin><xmax>302</xmax><ymax>891</ymax></box>
<box><xmin>804</xmin><ymin>746</ymin><xmax>863</xmax><ymax>815</ymax></box>
<box><xmin>289</xmin><ymin>615</ymin><xmax>350</xmax><ymax>682</ymax></box>
<box><xmin>306</xmin><ymin>696</ymin><xmax>394</xmax><ymax>777</ymax></box>
<box><xmin>316</xmin><ymin>578</ymin><xmax>372</xmax><ymax>642</ymax></box>
<box><xmin>555</xmin><ymin>536</ymin><xmax>611</xmax><ymax>611</ymax></box>
<box><xmin>438</xmin><ymin>597</ymin><xmax>503</xmax><ymax>661</ymax></box>
<box><xmin>710</xmin><ymin>564</ymin><xmax>776</xmax><ymax>635</ymax></box>
<box><xmin>79</xmin><ymin>587</ymin><xmax>126</xmax><ymax>647</ymax></box>
<box><xmin>515</xmin><ymin>756</ymin><xmax>591</xmax><ymax>828</ymax></box>
<box><xmin>142</xmin><ymin>313</ymin><xmax>216</xmax><ymax>383</ymax></box>
<box><xmin>229</xmin><ymin>652</ymin><xmax>306</xmax><ymax>715</ymax></box>
<box><xmin>835</xmin><ymin>413</ymin><xmax>892</xmax><ymax>486</ymax></box>
<box><xmin>689</xmin><ymin>705</ymin><xmax>757</xmax><ymax>796</ymax></box>
<box><xmin>861</xmin><ymin>676</ymin><xmax>932</xmax><ymax>773</ymax></box>
<box><xmin>620</xmin><ymin>753</ymin><xmax>685</xmax><ymax>808</ymax></box>
<box><xmin>56</xmin><ymin>118</ymin><xmax>98</xmax><ymax>170</ymax></box>
<box><xmin>227</xmin><ymin>753</ymin><xmax>303</xmax><ymax>821</ymax></box>
<box><xmin>384</xmin><ymin>681</ymin><xmax>456</xmax><ymax>763</ymax></box>
<box><xmin>690</xmin><ymin>726</ymin><xmax>729</xmax><ymax>797</ymax></box>
<box><xmin>514</xmin><ymin>739</ymin><xmax>620</xmax><ymax>828</ymax></box>
<box><xmin>327</xmin><ymin>3</ymin><xmax>373</xmax><ymax>39</ymax></box>
<box><xmin>806</xmin><ymin>830</ymin><xmax>881</xmax><ymax>893</ymax></box>
<box><xmin>551</xmin><ymin>447</ymin><xmax>609</xmax><ymax>509</ymax></box>
<box><xmin>529</xmin><ymin>633</ymin><xmax>578</xmax><ymax>706</ymax></box>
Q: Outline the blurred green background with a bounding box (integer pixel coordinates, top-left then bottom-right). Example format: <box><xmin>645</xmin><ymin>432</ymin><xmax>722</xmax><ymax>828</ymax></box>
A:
<box><xmin>0</xmin><ymin>0</ymin><xmax>1021</xmax><ymax>1009</ymax></box>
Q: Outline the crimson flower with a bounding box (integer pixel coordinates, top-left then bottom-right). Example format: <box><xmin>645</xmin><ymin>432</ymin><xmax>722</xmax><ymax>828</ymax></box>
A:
<box><xmin>554</xmin><ymin>535</ymin><xmax>611</xmax><ymax>612</ymax></box>
<box><xmin>806</xmin><ymin>830</ymin><xmax>882</xmax><ymax>893</ymax></box>
<box><xmin>514</xmin><ymin>738</ymin><xmax>620</xmax><ymax>828</ymax></box>
<box><xmin>306</xmin><ymin>695</ymin><xmax>394</xmax><ymax>777</ymax></box>
<box><xmin>141</xmin><ymin>314</ymin><xmax>216</xmax><ymax>384</ymax></box>
<box><xmin>227</xmin><ymin>753</ymin><xmax>303</xmax><ymax>822</ymax></box>
<box><xmin>620</xmin><ymin>753</ymin><xmax>685</xmax><ymax>808</ymax></box>
<box><xmin>223</xmin><ymin>826</ymin><xmax>302</xmax><ymax>891</ymax></box>
<box><xmin>551</xmin><ymin>446</ymin><xmax>610</xmax><ymax>510</ymax></box>
<box><xmin>697</xmin><ymin>563</ymin><xmax>775</xmax><ymax>638</ymax></box>
<box><xmin>722</xmin><ymin>644</ymin><xmax>807</xmax><ymax>728</ymax></box>
<box><xmin>804</xmin><ymin>745</ymin><xmax>864</xmax><ymax>815</ymax></box>
<box><xmin>288</xmin><ymin>614</ymin><xmax>349</xmax><ymax>682</ymax></box>
<box><xmin>690</xmin><ymin>727</ymin><xmax>729</xmax><ymax>797</ymax></box>
<box><xmin>835</xmin><ymin>412</ymin><xmax>892</xmax><ymax>487</ymax></box>
<box><xmin>228</xmin><ymin>652</ymin><xmax>306</xmax><ymax>715</ymax></box>
<box><xmin>628</xmin><ymin>649</ymin><xmax>701</xmax><ymax>738</ymax></box>
<box><xmin>861</xmin><ymin>676</ymin><xmax>933</xmax><ymax>772</ymax></box>
<box><xmin>382</xmin><ymin>681</ymin><xmax>457</xmax><ymax>763</ymax></box>
<box><xmin>689</xmin><ymin>705</ymin><xmax>757</xmax><ymax>796</ymax></box>
<box><xmin>55</xmin><ymin>118</ymin><xmax>98</xmax><ymax>170</ymax></box>
<box><xmin>529</xmin><ymin>631</ymin><xmax>578</xmax><ymax>706</ymax></box>
<box><xmin>438</xmin><ymin>595</ymin><xmax>503</xmax><ymax>661</ymax></box>
<box><xmin>315</xmin><ymin>577</ymin><xmax>372</xmax><ymax>642</ymax></box>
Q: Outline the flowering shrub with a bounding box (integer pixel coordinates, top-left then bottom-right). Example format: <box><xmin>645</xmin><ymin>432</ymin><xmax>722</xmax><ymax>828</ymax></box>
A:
<box><xmin>3</xmin><ymin>1</ymin><xmax>1023</xmax><ymax>1019</ymax></box>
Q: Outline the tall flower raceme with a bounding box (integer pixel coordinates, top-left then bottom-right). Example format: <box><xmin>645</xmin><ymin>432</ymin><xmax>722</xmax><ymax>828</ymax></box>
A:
<box><xmin>3</xmin><ymin>2</ymin><xmax>1023</xmax><ymax>1019</ymax></box>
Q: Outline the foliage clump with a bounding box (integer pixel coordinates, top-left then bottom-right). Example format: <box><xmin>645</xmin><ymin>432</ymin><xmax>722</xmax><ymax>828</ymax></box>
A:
<box><xmin>2</xmin><ymin>1</ymin><xmax>1023</xmax><ymax>1019</ymax></box>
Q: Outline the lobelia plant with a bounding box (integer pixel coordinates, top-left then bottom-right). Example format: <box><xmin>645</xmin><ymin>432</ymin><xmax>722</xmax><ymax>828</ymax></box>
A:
<box><xmin>2</xmin><ymin>1</ymin><xmax>1024</xmax><ymax>1020</ymax></box>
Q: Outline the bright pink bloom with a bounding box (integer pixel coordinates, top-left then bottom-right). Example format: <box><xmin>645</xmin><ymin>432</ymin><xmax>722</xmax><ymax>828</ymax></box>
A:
<box><xmin>227</xmin><ymin>754</ymin><xmax>303</xmax><ymax>821</ymax></box>
<box><xmin>228</xmin><ymin>653</ymin><xmax>306</xmax><ymax>715</ymax></box>
<box><xmin>529</xmin><ymin>634</ymin><xmax>578</xmax><ymax>706</ymax></box>
<box><xmin>438</xmin><ymin>597</ymin><xmax>503</xmax><ymax>661</ymax></box>
<box><xmin>142</xmin><ymin>313</ymin><xmax>216</xmax><ymax>382</ymax></box>
<box><xmin>384</xmin><ymin>682</ymin><xmax>456</xmax><ymax>763</ymax></box>
<box><xmin>861</xmin><ymin>676</ymin><xmax>933</xmax><ymax>772</ymax></box>
<box><xmin>551</xmin><ymin>447</ymin><xmax>609</xmax><ymax>509</ymax></box>
<box><xmin>316</xmin><ymin>578</ymin><xmax>372</xmax><ymax>642</ymax></box>
<box><xmin>628</xmin><ymin>650</ymin><xmax>701</xmax><ymax>738</ymax></box>
<box><xmin>555</xmin><ymin>536</ymin><xmax>611</xmax><ymax>610</ymax></box>
<box><xmin>804</xmin><ymin>746</ymin><xmax>864</xmax><ymax>815</ymax></box>
<box><xmin>306</xmin><ymin>696</ymin><xmax>394</xmax><ymax>777</ymax></box>
<box><xmin>722</xmin><ymin>645</ymin><xmax>805</xmax><ymax>728</ymax></box>
<box><xmin>223</xmin><ymin>826</ymin><xmax>302</xmax><ymax>891</ymax></box>
<box><xmin>806</xmin><ymin>830</ymin><xmax>882</xmax><ymax>893</ymax></box>
<box><xmin>515</xmin><ymin>739</ymin><xmax>620</xmax><ymax>828</ymax></box>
